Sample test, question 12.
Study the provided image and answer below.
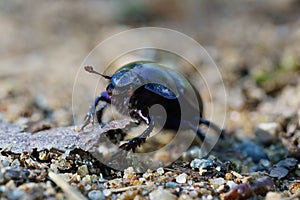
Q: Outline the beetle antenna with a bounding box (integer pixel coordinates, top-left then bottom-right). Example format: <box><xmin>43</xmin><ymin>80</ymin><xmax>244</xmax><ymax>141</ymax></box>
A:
<box><xmin>84</xmin><ymin>66</ymin><xmax>111</xmax><ymax>79</ymax></box>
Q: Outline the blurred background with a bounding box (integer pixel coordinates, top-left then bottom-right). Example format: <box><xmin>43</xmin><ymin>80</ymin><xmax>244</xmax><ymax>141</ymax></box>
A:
<box><xmin>1</xmin><ymin>0</ymin><xmax>300</xmax><ymax>137</ymax></box>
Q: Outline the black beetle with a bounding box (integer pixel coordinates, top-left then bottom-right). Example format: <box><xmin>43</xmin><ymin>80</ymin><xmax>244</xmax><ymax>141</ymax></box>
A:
<box><xmin>80</xmin><ymin>61</ymin><xmax>222</xmax><ymax>151</ymax></box>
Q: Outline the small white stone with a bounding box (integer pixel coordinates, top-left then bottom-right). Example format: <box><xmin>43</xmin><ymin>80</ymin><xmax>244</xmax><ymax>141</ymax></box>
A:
<box><xmin>189</xmin><ymin>190</ymin><xmax>198</xmax><ymax>197</ymax></box>
<box><xmin>206</xmin><ymin>194</ymin><xmax>213</xmax><ymax>200</ymax></box>
<box><xmin>88</xmin><ymin>190</ymin><xmax>105</xmax><ymax>200</ymax></box>
<box><xmin>265</xmin><ymin>192</ymin><xmax>282</xmax><ymax>200</ymax></box>
<box><xmin>84</xmin><ymin>184</ymin><xmax>91</xmax><ymax>191</ymax></box>
<box><xmin>256</xmin><ymin>122</ymin><xmax>280</xmax><ymax>136</ymax></box>
<box><xmin>139</xmin><ymin>177</ymin><xmax>146</xmax><ymax>184</ymax></box>
<box><xmin>227</xmin><ymin>180</ymin><xmax>238</xmax><ymax>189</ymax></box>
<box><xmin>210</xmin><ymin>177</ymin><xmax>225</xmax><ymax>187</ymax></box>
<box><xmin>176</xmin><ymin>173</ymin><xmax>187</xmax><ymax>184</ymax></box>
<box><xmin>103</xmin><ymin>189</ymin><xmax>111</xmax><ymax>197</ymax></box>
<box><xmin>156</xmin><ymin>167</ymin><xmax>164</xmax><ymax>175</ymax></box>
<box><xmin>123</xmin><ymin>167</ymin><xmax>135</xmax><ymax>179</ymax></box>
<box><xmin>260</xmin><ymin>159</ymin><xmax>271</xmax><ymax>167</ymax></box>
<box><xmin>190</xmin><ymin>158</ymin><xmax>202</xmax><ymax>168</ymax></box>
<box><xmin>149</xmin><ymin>189</ymin><xmax>176</xmax><ymax>200</ymax></box>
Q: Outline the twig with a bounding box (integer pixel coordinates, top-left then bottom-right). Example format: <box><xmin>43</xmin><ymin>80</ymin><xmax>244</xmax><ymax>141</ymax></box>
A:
<box><xmin>110</xmin><ymin>185</ymin><xmax>150</xmax><ymax>193</ymax></box>
<box><xmin>48</xmin><ymin>171</ymin><xmax>87</xmax><ymax>200</ymax></box>
<box><xmin>286</xmin><ymin>192</ymin><xmax>300</xmax><ymax>200</ymax></box>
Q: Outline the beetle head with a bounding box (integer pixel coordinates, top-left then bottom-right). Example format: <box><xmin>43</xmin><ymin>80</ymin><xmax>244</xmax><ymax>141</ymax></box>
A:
<box><xmin>108</xmin><ymin>68</ymin><xmax>142</xmax><ymax>96</ymax></box>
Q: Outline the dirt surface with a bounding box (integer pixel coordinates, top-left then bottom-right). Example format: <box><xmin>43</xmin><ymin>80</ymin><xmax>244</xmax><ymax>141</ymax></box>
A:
<box><xmin>0</xmin><ymin>1</ymin><xmax>300</xmax><ymax>199</ymax></box>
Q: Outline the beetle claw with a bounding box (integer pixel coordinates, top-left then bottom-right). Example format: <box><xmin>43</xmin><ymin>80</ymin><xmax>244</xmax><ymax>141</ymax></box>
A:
<box><xmin>80</xmin><ymin>112</ymin><xmax>94</xmax><ymax>131</ymax></box>
<box><xmin>119</xmin><ymin>118</ymin><xmax>154</xmax><ymax>152</ymax></box>
<box><xmin>119</xmin><ymin>137</ymin><xmax>147</xmax><ymax>152</ymax></box>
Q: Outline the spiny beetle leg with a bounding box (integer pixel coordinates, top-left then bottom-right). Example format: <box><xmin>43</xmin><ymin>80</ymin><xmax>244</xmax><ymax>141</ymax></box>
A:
<box><xmin>96</xmin><ymin>104</ymin><xmax>107</xmax><ymax>127</ymax></box>
<box><xmin>199</xmin><ymin>118</ymin><xmax>225</xmax><ymax>139</ymax></box>
<box><xmin>80</xmin><ymin>92</ymin><xmax>111</xmax><ymax>131</ymax></box>
<box><xmin>119</xmin><ymin>117</ymin><xmax>154</xmax><ymax>152</ymax></box>
<box><xmin>196</xmin><ymin>129</ymin><xmax>206</xmax><ymax>141</ymax></box>
<box><xmin>186</xmin><ymin>122</ymin><xmax>206</xmax><ymax>141</ymax></box>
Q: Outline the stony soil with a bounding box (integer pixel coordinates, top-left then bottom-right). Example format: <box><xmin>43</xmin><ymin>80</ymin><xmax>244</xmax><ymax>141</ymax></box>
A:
<box><xmin>0</xmin><ymin>1</ymin><xmax>299</xmax><ymax>199</ymax></box>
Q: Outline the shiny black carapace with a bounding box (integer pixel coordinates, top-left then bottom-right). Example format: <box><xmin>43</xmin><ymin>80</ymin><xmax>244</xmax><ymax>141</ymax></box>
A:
<box><xmin>81</xmin><ymin>62</ymin><xmax>222</xmax><ymax>151</ymax></box>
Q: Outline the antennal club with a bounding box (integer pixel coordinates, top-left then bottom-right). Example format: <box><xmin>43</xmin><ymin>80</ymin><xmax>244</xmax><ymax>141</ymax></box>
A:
<box><xmin>84</xmin><ymin>66</ymin><xmax>111</xmax><ymax>79</ymax></box>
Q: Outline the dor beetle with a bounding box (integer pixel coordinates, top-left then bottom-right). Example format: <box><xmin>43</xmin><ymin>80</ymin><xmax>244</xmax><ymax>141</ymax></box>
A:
<box><xmin>80</xmin><ymin>61</ymin><xmax>222</xmax><ymax>152</ymax></box>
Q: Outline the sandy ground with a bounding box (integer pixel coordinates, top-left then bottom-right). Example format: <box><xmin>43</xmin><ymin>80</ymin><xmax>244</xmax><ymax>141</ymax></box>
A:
<box><xmin>0</xmin><ymin>1</ymin><xmax>300</xmax><ymax>199</ymax></box>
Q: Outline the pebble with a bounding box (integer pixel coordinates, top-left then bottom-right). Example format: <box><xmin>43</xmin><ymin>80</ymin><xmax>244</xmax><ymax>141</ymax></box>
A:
<box><xmin>178</xmin><ymin>193</ymin><xmax>193</xmax><ymax>200</ymax></box>
<box><xmin>210</xmin><ymin>177</ymin><xmax>225</xmax><ymax>188</ymax></box>
<box><xmin>81</xmin><ymin>175</ymin><xmax>92</xmax><ymax>184</ymax></box>
<box><xmin>206</xmin><ymin>194</ymin><xmax>213</xmax><ymax>200</ymax></box>
<box><xmin>3</xmin><ymin>168</ymin><xmax>26</xmax><ymax>182</ymax></box>
<box><xmin>176</xmin><ymin>173</ymin><xmax>187</xmax><ymax>184</ymax></box>
<box><xmin>139</xmin><ymin>177</ymin><xmax>146</xmax><ymax>184</ymax></box>
<box><xmin>227</xmin><ymin>180</ymin><xmax>238</xmax><ymax>189</ymax></box>
<box><xmin>119</xmin><ymin>190</ymin><xmax>138</xmax><ymax>199</ymax></box>
<box><xmin>255</xmin><ymin>123</ymin><xmax>279</xmax><ymax>145</ymax></box>
<box><xmin>108</xmin><ymin>178</ymin><xmax>122</xmax><ymax>188</ymax></box>
<box><xmin>225</xmin><ymin>173</ymin><xmax>233</xmax><ymax>180</ymax></box>
<box><xmin>103</xmin><ymin>189</ymin><xmax>111</xmax><ymax>197</ymax></box>
<box><xmin>260</xmin><ymin>159</ymin><xmax>271</xmax><ymax>167</ymax></box>
<box><xmin>156</xmin><ymin>167</ymin><xmax>164</xmax><ymax>175</ymax></box>
<box><xmin>216</xmin><ymin>184</ymin><xmax>227</xmax><ymax>193</ymax></box>
<box><xmin>190</xmin><ymin>158</ymin><xmax>214</xmax><ymax>169</ymax></box>
<box><xmin>270</xmin><ymin>158</ymin><xmax>298</xmax><ymax>179</ymax></box>
<box><xmin>84</xmin><ymin>184</ymin><xmax>91</xmax><ymax>191</ymax></box>
<box><xmin>187</xmin><ymin>180</ymin><xmax>193</xmax><ymax>185</ymax></box>
<box><xmin>124</xmin><ymin>167</ymin><xmax>135</xmax><ymax>179</ymax></box>
<box><xmin>165</xmin><ymin>181</ymin><xmax>178</xmax><ymax>188</ymax></box>
<box><xmin>189</xmin><ymin>190</ymin><xmax>198</xmax><ymax>198</ymax></box>
<box><xmin>0</xmin><ymin>156</ymin><xmax>10</xmax><ymax>167</ymax></box>
<box><xmin>77</xmin><ymin>165</ymin><xmax>89</xmax><ymax>177</ymax></box>
<box><xmin>8</xmin><ymin>188</ymin><xmax>25</xmax><ymax>200</ymax></box>
<box><xmin>296</xmin><ymin>168</ymin><xmax>300</xmax><ymax>176</ymax></box>
<box><xmin>0</xmin><ymin>171</ymin><xmax>3</xmax><ymax>184</ymax></box>
<box><xmin>142</xmin><ymin>189</ymin><xmax>151</xmax><ymax>196</ymax></box>
<box><xmin>276</xmin><ymin>157</ymin><xmax>298</xmax><ymax>169</ymax></box>
<box><xmin>265</xmin><ymin>192</ymin><xmax>282</xmax><ymax>200</ymax></box>
<box><xmin>88</xmin><ymin>190</ymin><xmax>105</xmax><ymax>200</ymax></box>
<box><xmin>38</xmin><ymin>150</ymin><xmax>49</xmax><ymax>161</ymax></box>
<box><xmin>256</xmin><ymin>122</ymin><xmax>280</xmax><ymax>136</ymax></box>
<box><xmin>57</xmin><ymin>159</ymin><xmax>72</xmax><ymax>171</ymax></box>
<box><xmin>149</xmin><ymin>189</ymin><xmax>177</xmax><ymax>200</ymax></box>
<box><xmin>289</xmin><ymin>181</ymin><xmax>300</xmax><ymax>194</ymax></box>
<box><xmin>11</xmin><ymin>159</ymin><xmax>20</xmax><ymax>168</ymax></box>
<box><xmin>240</xmin><ymin>140</ymin><xmax>269</xmax><ymax>163</ymax></box>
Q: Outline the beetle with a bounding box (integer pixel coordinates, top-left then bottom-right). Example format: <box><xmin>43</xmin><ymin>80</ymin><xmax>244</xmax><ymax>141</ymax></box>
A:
<box><xmin>80</xmin><ymin>61</ymin><xmax>222</xmax><ymax>152</ymax></box>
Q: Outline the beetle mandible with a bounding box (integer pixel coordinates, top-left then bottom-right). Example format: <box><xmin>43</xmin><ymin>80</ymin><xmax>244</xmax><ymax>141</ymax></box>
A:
<box><xmin>80</xmin><ymin>61</ymin><xmax>222</xmax><ymax>152</ymax></box>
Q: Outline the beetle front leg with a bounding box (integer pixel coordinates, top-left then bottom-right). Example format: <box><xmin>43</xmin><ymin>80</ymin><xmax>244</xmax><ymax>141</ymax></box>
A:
<box><xmin>96</xmin><ymin>103</ymin><xmax>107</xmax><ymax>126</ymax></box>
<box><xmin>119</xmin><ymin>116</ymin><xmax>155</xmax><ymax>152</ymax></box>
<box><xmin>80</xmin><ymin>92</ymin><xmax>111</xmax><ymax>131</ymax></box>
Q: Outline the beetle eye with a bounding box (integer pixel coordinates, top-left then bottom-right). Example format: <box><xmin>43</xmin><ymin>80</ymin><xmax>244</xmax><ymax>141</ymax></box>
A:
<box><xmin>106</xmin><ymin>84</ymin><xmax>113</xmax><ymax>95</ymax></box>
